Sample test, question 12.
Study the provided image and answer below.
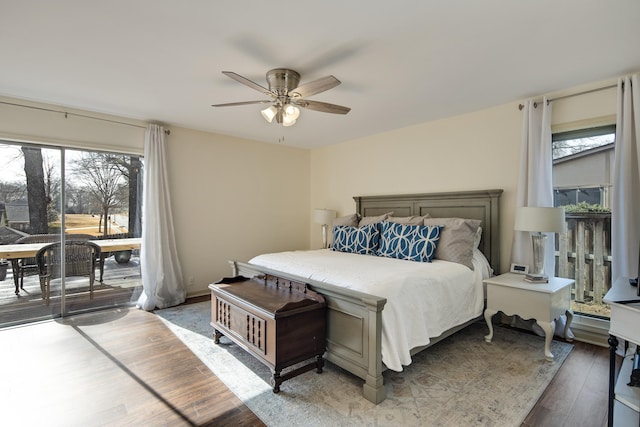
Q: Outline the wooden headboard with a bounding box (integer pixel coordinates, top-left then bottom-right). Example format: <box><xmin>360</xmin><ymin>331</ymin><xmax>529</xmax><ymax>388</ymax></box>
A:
<box><xmin>354</xmin><ymin>189</ymin><xmax>503</xmax><ymax>272</ymax></box>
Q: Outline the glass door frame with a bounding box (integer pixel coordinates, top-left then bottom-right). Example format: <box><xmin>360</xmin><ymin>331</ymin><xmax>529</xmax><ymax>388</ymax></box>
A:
<box><xmin>0</xmin><ymin>140</ymin><xmax>142</xmax><ymax>327</ymax></box>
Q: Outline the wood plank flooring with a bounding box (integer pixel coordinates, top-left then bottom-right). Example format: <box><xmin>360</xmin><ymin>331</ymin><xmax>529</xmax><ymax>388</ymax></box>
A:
<box><xmin>0</xmin><ymin>300</ymin><xmax>612</xmax><ymax>427</ymax></box>
<box><xmin>0</xmin><ymin>300</ymin><xmax>264</xmax><ymax>427</ymax></box>
<box><xmin>523</xmin><ymin>339</ymin><xmax>611</xmax><ymax>427</ymax></box>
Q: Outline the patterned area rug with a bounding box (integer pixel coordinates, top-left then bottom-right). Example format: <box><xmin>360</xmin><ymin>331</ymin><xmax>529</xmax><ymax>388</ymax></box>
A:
<box><xmin>156</xmin><ymin>301</ymin><xmax>573</xmax><ymax>427</ymax></box>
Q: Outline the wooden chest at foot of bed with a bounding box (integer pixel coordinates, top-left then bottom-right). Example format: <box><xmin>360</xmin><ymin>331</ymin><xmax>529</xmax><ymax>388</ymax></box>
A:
<box><xmin>208</xmin><ymin>274</ymin><xmax>326</xmax><ymax>392</ymax></box>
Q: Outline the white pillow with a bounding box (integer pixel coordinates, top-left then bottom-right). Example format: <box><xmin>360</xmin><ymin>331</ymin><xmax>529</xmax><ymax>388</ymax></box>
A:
<box><xmin>472</xmin><ymin>248</ymin><xmax>493</xmax><ymax>279</ymax></box>
<box><xmin>474</xmin><ymin>226</ymin><xmax>483</xmax><ymax>249</ymax></box>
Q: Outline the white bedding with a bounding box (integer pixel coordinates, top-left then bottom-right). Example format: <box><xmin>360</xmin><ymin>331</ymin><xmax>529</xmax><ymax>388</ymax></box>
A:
<box><xmin>249</xmin><ymin>249</ymin><xmax>488</xmax><ymax>371</ymax></box>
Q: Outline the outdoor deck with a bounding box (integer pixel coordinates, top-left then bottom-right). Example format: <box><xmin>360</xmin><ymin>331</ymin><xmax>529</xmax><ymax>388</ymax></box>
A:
<box><xmin>0</xmin><ymin>255</ymin><xmax>141</xmax><ymax>327</ymax></box>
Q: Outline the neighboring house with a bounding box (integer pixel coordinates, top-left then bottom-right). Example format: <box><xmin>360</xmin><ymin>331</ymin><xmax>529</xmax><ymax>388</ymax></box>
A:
<box><xmin>4</xmin><ymin>201</ymin><xmax>29</xmax><ymax>232</ymax></box>
<box><xmin>553</xmin><ymin>143</ymin><xmax>614</xmax><ymax>208</ymax></box>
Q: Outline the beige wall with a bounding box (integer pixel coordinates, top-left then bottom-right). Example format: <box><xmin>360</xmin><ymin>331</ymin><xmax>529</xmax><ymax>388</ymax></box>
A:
<box><xmin>310</xmin><ymin>103</ymin><xmax>521</xmax><ymax>272</ymax></box>
<box><xmin>165</xmin><ymin>126</ymin><xmax>310</xmax><ymax>294</ymax></box>
<box><xmin>309</xmin><ymin>78</ymin><xmax>619</xmax><ymax>273</ymax></box>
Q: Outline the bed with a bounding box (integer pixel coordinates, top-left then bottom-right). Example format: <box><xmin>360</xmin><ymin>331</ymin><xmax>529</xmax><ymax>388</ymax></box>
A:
<box><xmin>229</xmin><ymin>189</ymin><xmax>502</xmax><ymax>403</ymax></box>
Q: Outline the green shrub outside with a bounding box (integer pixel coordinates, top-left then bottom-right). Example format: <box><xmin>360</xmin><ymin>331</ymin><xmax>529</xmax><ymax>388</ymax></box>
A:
<box><xmin>563</xmin><ymin>201</ymin><xmax>610</xmax><ymax>213</ymax></box>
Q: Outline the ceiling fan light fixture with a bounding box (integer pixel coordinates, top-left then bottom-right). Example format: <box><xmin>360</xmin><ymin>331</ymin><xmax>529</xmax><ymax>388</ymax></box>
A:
<box><xmin>282</xmin><ymin>115</ymin><xmax>296</xmax><ymax>127</ymax></box>
<box><xmin>283</xmin><ymin>104</ymin><xmax>300</xmax><ymax>120</ymax></box>
<box><xmin>213</xmin><ymin>68</ymin><xmax>350</xmax><ymax>127</ymax></box>
<box><xmin>261</xmin><ymin>105</ymin><xmax>278</xmax><ymax>123</ymax></box>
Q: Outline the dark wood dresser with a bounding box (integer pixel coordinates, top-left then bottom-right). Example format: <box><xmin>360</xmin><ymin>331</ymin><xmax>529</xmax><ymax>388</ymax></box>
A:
<box><xmin>209</xmin><ymin>274</ymin><xmax>326</xmax><ymax>392</ymax></box>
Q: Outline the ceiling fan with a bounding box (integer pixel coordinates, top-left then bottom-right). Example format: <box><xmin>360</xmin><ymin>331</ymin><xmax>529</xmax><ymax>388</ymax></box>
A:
<box><xmin>211</xmin><ymin>68</ymin><xmax>351</xmax><ymax>127</ymax></box>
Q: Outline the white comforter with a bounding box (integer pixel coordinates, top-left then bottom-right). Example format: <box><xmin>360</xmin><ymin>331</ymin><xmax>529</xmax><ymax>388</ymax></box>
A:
<box><xmin>249</xmin><ymin>249</ymin><xmax>486</xmax><ymax>371</ymax></box>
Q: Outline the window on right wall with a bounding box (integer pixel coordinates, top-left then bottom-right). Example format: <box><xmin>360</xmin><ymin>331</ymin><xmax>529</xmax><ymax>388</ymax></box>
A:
<box><xmin>552</xmin><ymin>124</ymin><xmax>615</xmax><ymax>319</ymax></box>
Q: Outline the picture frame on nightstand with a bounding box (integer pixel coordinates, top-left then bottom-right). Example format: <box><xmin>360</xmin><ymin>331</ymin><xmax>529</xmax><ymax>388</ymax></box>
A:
<box><xmin>510</xmin><ymin>263</ymin><xmax>529</xmax><ymax>274</ymax></box>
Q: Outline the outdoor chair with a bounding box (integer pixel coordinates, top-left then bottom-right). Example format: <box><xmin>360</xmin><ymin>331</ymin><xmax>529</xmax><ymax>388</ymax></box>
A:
<box><xmin>13</xmin><ymin>234</ymin><xmax>94</xmax><ymax>293</ymax></box>
<box><xmin>35</xmin><ymin>241</ymin><xmax>101</xmax><ymax>304</ymax></box>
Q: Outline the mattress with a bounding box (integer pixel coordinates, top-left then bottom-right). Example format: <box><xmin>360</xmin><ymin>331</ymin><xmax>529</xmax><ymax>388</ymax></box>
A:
<box><xmin>249</xmin><ymin>249</ymin><xmax>487</xmax><ymax>371</ymax></box>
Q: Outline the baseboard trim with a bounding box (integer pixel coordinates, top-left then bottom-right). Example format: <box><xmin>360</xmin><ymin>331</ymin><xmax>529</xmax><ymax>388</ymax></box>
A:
<box><xmin>186</xmin><ymin>290</ymin><xmax>210</xmax><ymax>299</ymax></box>
<box><xmin>570</xmin><ymin>314</ymin><xmax>609</xmax><ymax>347</ymax></box>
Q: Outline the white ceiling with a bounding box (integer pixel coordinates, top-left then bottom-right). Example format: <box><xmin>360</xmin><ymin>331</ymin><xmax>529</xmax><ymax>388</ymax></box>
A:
<box><xmin>1</xmin><ymin>1</ymin><xmax>639</xmax><ymax>149</ymax></box>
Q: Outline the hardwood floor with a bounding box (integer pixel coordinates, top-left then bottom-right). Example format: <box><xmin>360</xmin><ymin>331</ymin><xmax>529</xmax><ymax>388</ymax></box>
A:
<box><xmin>0</xmin><ymin>300</ymin><xmax>264</xmax><ymax>427</ymax></box>
<box><xmin>0</xmin><ymin>300</ymin><xmax>611</xmax><ymax>427</ymax></box>
<box><xmin>523</xmin><ymin>339</ymin><xmax>611</xmax><ymax>427</ymax></box>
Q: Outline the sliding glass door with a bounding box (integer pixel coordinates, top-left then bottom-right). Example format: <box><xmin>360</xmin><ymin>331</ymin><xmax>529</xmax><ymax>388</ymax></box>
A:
<box><xmin>0</xmin><ymin>141</ymin><xmax>143</xmax><ymax>327</ymax></box>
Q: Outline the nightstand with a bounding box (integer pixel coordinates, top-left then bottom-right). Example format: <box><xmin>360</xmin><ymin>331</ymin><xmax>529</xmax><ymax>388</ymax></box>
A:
<box><xmin>483</xmin><ymin>273</ymin><xmax>574</xmax><ymax>361</ymax></box>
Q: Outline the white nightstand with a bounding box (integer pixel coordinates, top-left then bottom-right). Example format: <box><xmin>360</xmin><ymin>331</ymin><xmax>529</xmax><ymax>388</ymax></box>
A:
<box><xmin>483</xmin><ymin>273</ymin><xmax>574</xmax><ymax>361</ymax></box>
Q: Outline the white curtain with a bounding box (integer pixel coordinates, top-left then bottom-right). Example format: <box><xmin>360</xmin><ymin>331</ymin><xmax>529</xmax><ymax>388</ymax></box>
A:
<box><xmin>512</xmin><ymin>98</ymin><xmax>573</xmax><ymax>339</ymax></box>
<box><xmin>137</xmin><ymin>124</ymin><xmax>185</xmax><ymax>310</ymax></box>
<box><xmin>612</xmin><ymin>73</ymin><xmax>640</xmax><ymax>283</ymax></box>
<box><xmin>511</xmin><ymin>98</ymin><xmax>556</xmax><ymax>276</ymax></box>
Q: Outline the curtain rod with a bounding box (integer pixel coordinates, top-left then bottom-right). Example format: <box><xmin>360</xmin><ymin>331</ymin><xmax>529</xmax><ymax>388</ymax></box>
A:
<box><xmin>0</xmin><ymin>100</ymin><xmax>170</xmax><ymax>134</ymax></box>
<box><xmin>518</xmin><ymin>83</ymin><xmax>617</xmax><ymax>110</ymax></box>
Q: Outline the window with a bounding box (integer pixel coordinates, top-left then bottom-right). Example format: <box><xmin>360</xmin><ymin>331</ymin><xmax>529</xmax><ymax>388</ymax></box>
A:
<box><xmin>554</xmin><ymin>187</ymin><xmax>604</xmax><ymax>207</ymax></box>
<box><xmin>552</xmin><ymin>125</ymin><xmax>614</xmax><ymax>319</ymax></box>
<box><xmin>0</xmin><ymin>141</ymin><xmax>143</xmax><ymax>327</ymax></box>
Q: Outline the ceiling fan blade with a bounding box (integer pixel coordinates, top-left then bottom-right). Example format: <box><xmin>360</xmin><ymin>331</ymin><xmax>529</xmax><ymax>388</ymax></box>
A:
<box><xmin>222</xmin><ymin>71</ymin><xmax>274</xmax><ymax>97</ymax></box>
<box><xmin>211</xmin><ymin>100</ymin><xmax>273</xmax><ymax>107</ymax></box>
<box><xmin>295</xmin><ymin>99</ymin><xmax>350</xmax><ymax>114</ymax></box>
<box><xmin>290</xmin><ymin>75</ymin><xmax>341</xmax><ymax>98</ymax></box>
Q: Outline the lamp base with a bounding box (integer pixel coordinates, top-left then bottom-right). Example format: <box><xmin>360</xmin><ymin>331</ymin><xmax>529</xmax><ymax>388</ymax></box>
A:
<box><xmin>530</xmin><ymin>232</ymin><xmax>548</xmax><ymax>277</ymax></box>
<box><xmin>321</xmin><ymin>224</ymin><xmax>329</xmax><ymax>249</ymax></box>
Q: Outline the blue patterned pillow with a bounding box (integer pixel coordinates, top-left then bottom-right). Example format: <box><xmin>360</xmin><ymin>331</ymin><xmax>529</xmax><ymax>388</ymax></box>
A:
<box><xmin>377</xmin><ymin>221</ymin><xmax>442</xmax><ymax>262</ymax></box>
<box><xmin>331</xmin><ymin>223</ymin><xmax>380</xmax><ymax>255</ymax></box>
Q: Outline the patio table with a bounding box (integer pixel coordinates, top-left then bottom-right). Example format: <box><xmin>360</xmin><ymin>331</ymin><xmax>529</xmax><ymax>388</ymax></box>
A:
<box><xmin>0</xmin><ymin>238</ymin><xmax>141</xmax><ymax>295</ymax></box>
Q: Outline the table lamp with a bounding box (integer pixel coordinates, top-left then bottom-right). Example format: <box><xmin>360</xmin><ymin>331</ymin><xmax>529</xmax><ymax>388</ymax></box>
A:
<box><xmin>514</xmin><ymin>206</ymin><xmax>565</xmax><ymax>279</ymax></box>
<box><xmin>314</xmin><ymin>208</ymin><xmax>336</xmax><ymax>249</ymax></box>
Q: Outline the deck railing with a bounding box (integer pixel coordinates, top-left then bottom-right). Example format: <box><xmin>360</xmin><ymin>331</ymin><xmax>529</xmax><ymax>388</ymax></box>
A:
<box><xmin>555</xmin><ymin>213</ymin><xmax>611</xmax><ymax>306</ymax></box>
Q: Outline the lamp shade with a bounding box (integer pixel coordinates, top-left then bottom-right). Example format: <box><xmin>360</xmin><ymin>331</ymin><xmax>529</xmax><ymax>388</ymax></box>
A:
<box><xmin>282</xmin><ymin>115</ymin><xmax>296</xmax><ymax>127</ymax></box>
<box><xmin>284</xmin><ymin>104</ymin><xmax>300</xmax><ymax>120</ymax></box>
<box><xmin>261</xmin><ymin>105</ymin><xmax>278</xmax><ymax>123</ymax></box>
<box><xmin>314</xmin><ymin>208</ymin><xmax>336</xmax><ymax>225</ymax></box>
<box><xmin>514</xmin><ymin>207</ymin><xmax>565</xmax><ymax>233</ymax></box>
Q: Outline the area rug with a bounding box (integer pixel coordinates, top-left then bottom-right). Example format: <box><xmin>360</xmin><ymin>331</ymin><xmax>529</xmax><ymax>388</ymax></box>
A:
<box><xmin>156</xmin><ymin>301</ymin><xmax>573</xmax><ymax>427</ymax></box>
